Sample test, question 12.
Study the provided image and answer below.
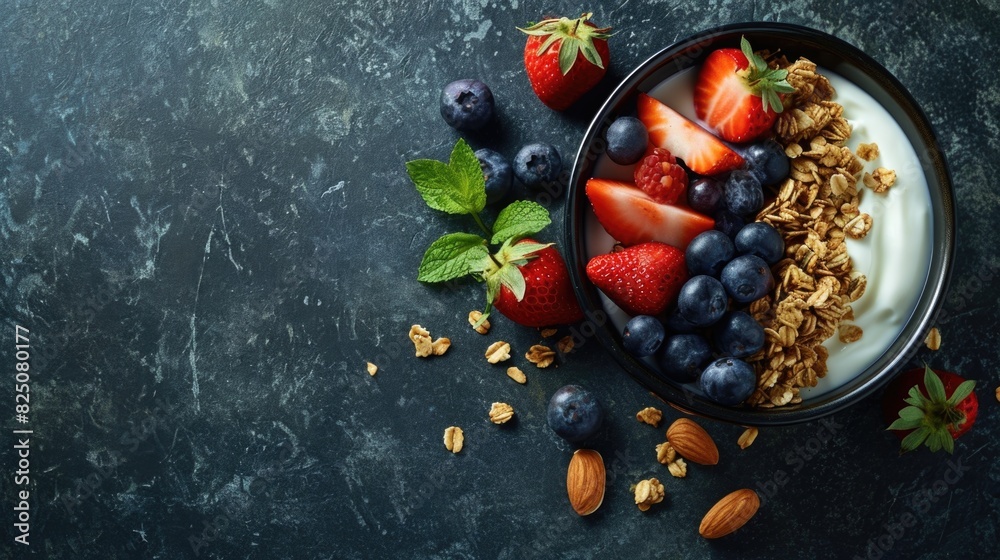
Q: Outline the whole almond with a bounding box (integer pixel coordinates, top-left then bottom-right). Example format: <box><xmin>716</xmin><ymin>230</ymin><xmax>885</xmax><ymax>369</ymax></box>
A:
<box><xmin>566</xmin><ymin>449</ymin><xmax>606</xmax><ymax>516</ymax></box>
<box><xmin>666</xmin><ymin>418</ymin><xmax>719</xmax><ymax>465</ymax></box>
<box><xmin>699</xmin><ymin>489</ymin><xmax>760</xmax><ymax>539</ymax></box>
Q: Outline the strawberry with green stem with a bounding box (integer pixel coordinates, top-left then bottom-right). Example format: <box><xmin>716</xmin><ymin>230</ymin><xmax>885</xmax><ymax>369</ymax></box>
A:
<box><xmin>882</xmin><ymin>365</ymin><xmax>978</xmax><ymax>454</ymax></box>
<box><xmin>406</xmin><ymin>139</ymin><xmax>583</xmax><ymax>327</ymax></box>
<box><xmin>519</xmin><ymin>13</ymin><xmax>612</xmax><ymax>111</ymax></box>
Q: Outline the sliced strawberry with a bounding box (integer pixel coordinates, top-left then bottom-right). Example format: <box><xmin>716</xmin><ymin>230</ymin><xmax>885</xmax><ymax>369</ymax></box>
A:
<box><xmin>694</xmin><ymin>37</ymin><xmax>795</xmax><ymax>143</ymax></box>
<box><xmin>586</xmin><ymin>178</ymin><xmax>715</xmax><ymax>248</ymax></box>
<box><xmin>586</xmin><ymin>242</ymin><xmax>687</xmax><ymax>316</ymax></box>
<box><xmin>636</xmin><ymin>93</ymin><xmax>743</xmax><ymax>176</ymax></box>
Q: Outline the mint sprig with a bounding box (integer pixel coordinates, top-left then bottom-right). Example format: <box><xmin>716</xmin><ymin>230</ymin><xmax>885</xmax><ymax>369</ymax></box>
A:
<box><xmin>406</xmin><ymin>139</ymin><xmax>487</xmax><ymax>217</ymax></box>
<box><xmin>416</xmin><ymin>232</ymin><xmax>489</xmax><ymax>283</ymax></box>
<box><xmin>406</xmin><ymin>139</ymin><xmax>555</xmax><ymax>322</ymax></box>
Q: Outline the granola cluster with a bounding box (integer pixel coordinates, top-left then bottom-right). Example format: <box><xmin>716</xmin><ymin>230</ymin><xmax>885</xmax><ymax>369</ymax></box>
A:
<box><xmin>745</xmin><ymin>57</ymin><xmax>896</xmax><ymax>408</ymax></box>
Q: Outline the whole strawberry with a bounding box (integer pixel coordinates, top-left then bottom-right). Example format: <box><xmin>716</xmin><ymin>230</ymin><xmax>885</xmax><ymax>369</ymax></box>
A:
<box><xmin>492</xmin><ymin>239</ymin><xmax>585</xmax><ymax>327</ymax></box>
<box><xmin>882</xmin><ymin>365</ymin><xmax>978</xmax><ymax>454</ymax></box>
<box><xmin>694</xmin><ymin>37</ymin><xmax>795</xmax><ymax>143</ymax></box>
<box><xmin>585</xmin><ymin>242</ymin><xmax>688</xmax><ymax>317</ymax></box>
<box><xmin>519</xmin><ymin>13</ymin><xmax>612</xmax><ymax>111</ymax></box>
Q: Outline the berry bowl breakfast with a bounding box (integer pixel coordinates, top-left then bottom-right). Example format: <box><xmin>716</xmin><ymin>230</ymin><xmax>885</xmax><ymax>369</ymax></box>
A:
<box><xmin>564</xmin><ymin>23</ymin><xmax>956</xmax><ymax>425</ymax></box>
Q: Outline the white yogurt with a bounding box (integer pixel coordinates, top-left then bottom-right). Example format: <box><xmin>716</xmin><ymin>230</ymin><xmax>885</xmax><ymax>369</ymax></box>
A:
<box><xmin>586</xmin><ymin>67</ymin><xmax>933</xmax><ymax>400</ymax></box>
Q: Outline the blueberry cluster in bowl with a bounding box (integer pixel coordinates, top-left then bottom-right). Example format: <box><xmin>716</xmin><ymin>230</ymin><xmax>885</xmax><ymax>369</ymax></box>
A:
<box><xmin>613</xmin><ymin>134</ymin><xmax>791</xmax><ymax>407</ymax></box>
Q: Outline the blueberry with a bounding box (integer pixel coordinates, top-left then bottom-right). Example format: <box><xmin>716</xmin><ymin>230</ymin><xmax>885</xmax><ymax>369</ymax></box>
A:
<box><xmin>622</xmin><ymin>315</ymin><xmax>666</xmax><ymax>358</ymax></box>
<box><xmin>720</xmin><ymin>254</ymin><xmax>774</xmax><ymax>304</ymax></box>
<box><xmin>700</xmin><ymin>357</ymin><xmax>756</xmax><ymax>406</ymax></box>
<box><xmin>741</xmin><ymin>140</ymin><xmax>790</xmax><ymax>186</ymax></box>
<box><xmin>687</xmin><ymin>177</ymin><xmax>725</xmax><ymax>214</ymax></box>
<box><xmin>474</xmin><ymin>148</ymin><xmax>512</xmax><ymax>205</ymax></box>
<box><xmin>713</xmin><ymin>209</ymin><xmax>745</xmax><ymax>240</ymax></box>
<box><xmin>440</xmin><ymin>79</ymin><xmax>495</xmax><ymax>132</ymax></box>
<box><xmin>514</xmin><ymin>143</ymin><xmax>562</xmax><ymax>189</ymax></box>
<box><xmin>734</xmin><ymin>222</ymin><xmax>785</xmax><ymax>265</ymax></box>
<box><xmin>665</xmin><ymin>308</ymin><xmax>699</xmax><ymax>333</ymax></box>
<box><xmin>724</xmin><ymin>170</ymin><xmax>764</xmax><ymax>217</ymax></box>
<box><xmin>712</xmin><ymin>311</ymin><xmax>765</xmax><ymax>358</ymax></box>
<box><xmin>676</xmin><ymin>275</ymin><xmax>728</xmax><ymax>327</ymax></box>
<box><xmin>605</xmin><ymin>117</ymin><xmax>648</xmax><ymax>165</ymax></box>
<box><xmin>685</xmin><ymin>230</ymin><xmax>736</xmax><ymax>277</ymax></box>
<box><xmin>657</xmin><ymin>334</ymin><xmax>713</xmax><ymax>383</ymax></box>
<box><xmin>547</xmin><ymin>384</ymin><xmax>604</xmax><ymax>442</ymax></box>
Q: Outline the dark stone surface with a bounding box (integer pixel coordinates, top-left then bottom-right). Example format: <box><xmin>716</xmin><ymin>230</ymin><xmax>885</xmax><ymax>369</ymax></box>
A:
<box><xmin>2</xmin><ymin>1</ymin><xmax>999</xmax><ymax>558</ymax></box>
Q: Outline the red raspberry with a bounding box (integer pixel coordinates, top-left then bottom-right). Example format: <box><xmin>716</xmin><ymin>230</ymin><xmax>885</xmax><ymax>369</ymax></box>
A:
<box><xmin>634</xmin><ymin>148</ymin><xmax>688</xmax><ymax>204</ymax></box>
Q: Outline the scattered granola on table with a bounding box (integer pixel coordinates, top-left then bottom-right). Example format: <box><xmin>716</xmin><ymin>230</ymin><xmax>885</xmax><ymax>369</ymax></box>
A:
<box><xmin>745</xmin><ymin>56</ymin><xmax>897</xmax><ymax>408</ymax></box>
<box><xmin>925</xmin><ymin>327</ymin><xmax>941</xmax><ymax>351</ymax></box>
<box><xmin>636</xmin><ymin>407</ymin><xmax>663</xmax><ymax>427</ymax></box>
<box><xmin>525</xmin><ymin>344</ymin><xmax>556</xmax><ymax>368</ymax></box>
<box><xmin>485</xmin><ymin>341</ymin><xmax>512</xmax><ymax>364</ymax></box>
<box><xmin>738</xmin><ymin>427</ymin><xmax>758</xmax><ymax>449</ymax></box>
<box><xmin>443</xmin><ymin>426</ymin><xmax>464</xmax><ymax>453</ymax></box>
<box><xmin>506</xmin><ymin>366</ymin><xmax>527</xmax><ymax>384</ymax></box>
<box><xmin>655</xmin><ymin>441</ymin><xmax>676</xmax><ymax>465</ymax></box>
<box><xmin>468</xmin><ymin>311</ymin><xmax>490</xmax><ymax>334</ymax></box>
<box><xmin>488</xmin><ymin>402</ymin><xmax>515</xmax><ymax>424</ymax></box>
<box><xmin>409</xmin><ymin>324</ymin><xmax>434</xmax><ymax>358</ymax></box>
<box><xmin>633</xmin><ymin>478</ymin><xmax>665</xmax><ymax>511</ymax></box>
<box><xmin>666</xmin><ymin>458</ymin><xmax>687</xmax><ymax>478</ymax></box>
<box><xmin>557</xmin><ymin>335</ymin><xmax>575</xmax><ymax>354</ymax></box>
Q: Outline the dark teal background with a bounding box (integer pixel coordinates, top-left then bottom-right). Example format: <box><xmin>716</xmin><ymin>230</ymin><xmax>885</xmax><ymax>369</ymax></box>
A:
<box><xmin>2</xmin><ymin>1</ymin><xmax>998</xmax><ymax>558</ymax></box>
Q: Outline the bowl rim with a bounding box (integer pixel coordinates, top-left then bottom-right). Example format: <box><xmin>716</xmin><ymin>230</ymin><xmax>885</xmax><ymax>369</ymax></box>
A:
<box><xmin>564</xmin><ymin>21</ymin><xmax>957</xmax><ymax>426</ymax></box>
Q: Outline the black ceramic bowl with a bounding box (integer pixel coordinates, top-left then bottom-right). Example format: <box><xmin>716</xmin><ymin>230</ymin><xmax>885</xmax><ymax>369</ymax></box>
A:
<box><xmin>565</xmin><ymin>23</ymin><xmax>955</xmax><ymax>425</ymax></box>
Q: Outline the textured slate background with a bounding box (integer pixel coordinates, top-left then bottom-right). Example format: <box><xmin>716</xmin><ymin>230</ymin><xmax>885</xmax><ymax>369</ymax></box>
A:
<box><xmin>2</xmin><ymin>0</ymin><xmax>999</xmax><ymax>558</ymax></box>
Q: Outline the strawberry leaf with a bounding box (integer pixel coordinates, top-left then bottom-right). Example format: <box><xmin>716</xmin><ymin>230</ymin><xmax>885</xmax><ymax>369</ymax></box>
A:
<box><xmin>500</xmin><ymin>240</ymin><xmax>551</xmax><ymax>265</ymax></box>
<box><xmin>407</xmin><ymin>139</ymin><xmax>486</xmax><ymax>216</ymax></box>
<box><xmin>923</xmin><ymin>365</ymin><xmax>947</xmax><ymax>402</ymax></box>
<box><xmin>491</xmin><ymin>201</ymin><xmax>551</xmax><ymax>245</ymax></box>
<box><xmin>900</xmin><ymin>426</ymin><xmax>930</xmax><ymax>453</ymax></box>
<box><xmin>897</xmin><ymin>406</ymin><xmax>925</xmax><ymax>422</ymax></box>
<box><xmin>558</xmin><ymin>37</ymin><xmax>580</xmax><ymax>75</ymax></box>
<box><xmin>941</xmin><ymin>431</ymin><xmax>955</xmax><ymax>454</ymax></box>
<box><xmin>417</xmin><ymin>233</ymin><xmax>488</xmax><ymax>283</ymax></box>
<box><xmin>946</xmin><ymin>379</ymin><xmax>976</xmax><ymax>406</ymax></box>
<box><xmin>888</xmin><ymin>417</ymin><xmax>922</xmax><ymax>431</ymax></box>
<box><xmin>496</xmin><ymin>263</ymin><xmax>526</xmax><ymax>301</ymax></box>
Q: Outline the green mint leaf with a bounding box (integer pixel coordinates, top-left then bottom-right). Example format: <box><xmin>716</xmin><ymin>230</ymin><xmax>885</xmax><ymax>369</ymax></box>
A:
<box><xmin>417</xmin><ymin>233</ymin><xmax>488</xmax><ymax>283</ymax></box>
<box><xmin>448</xmin><ymin>139</ymin><xmax>487</xmax><ymax>214</ymax></box>
<box><xmin>406</xmin><ymin>159</ymin><xmax>469</xmax><ymax>214</ymax></box>
<box><xmin>405</xmin><ymin>139</ymin><xmax>486</xmax><ymax>215</ymax></box>
<box><xmin>491</xmin><ymin>201</ymin><xmax>552</xmax><ymax>245</ymax></box>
